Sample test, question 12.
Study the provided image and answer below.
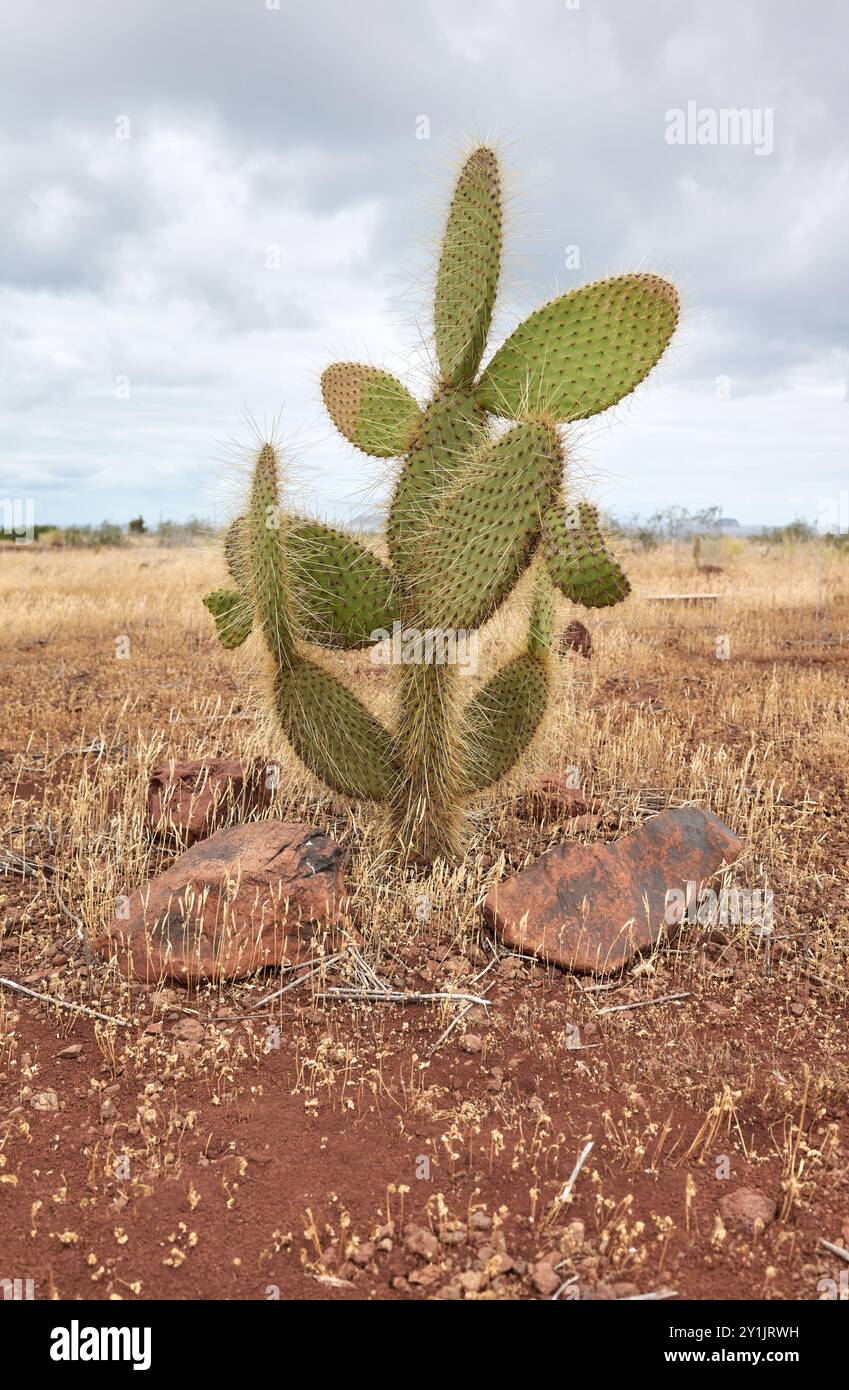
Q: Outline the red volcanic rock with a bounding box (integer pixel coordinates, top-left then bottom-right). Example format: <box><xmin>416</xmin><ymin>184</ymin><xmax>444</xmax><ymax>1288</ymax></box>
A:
<box><xmin>147</xmin><ymin>758</ymin><xmax>275</xmax><ymax>845</ymax></box>
<box><xmin>483</xmin><ymin>808</ymin><xmax>742</xmax><ymax>974</ymax></box>
<box><xmin>97</xmin><ymin>820</ymin><xmax>346</xmax><ymax>983</ymax></box>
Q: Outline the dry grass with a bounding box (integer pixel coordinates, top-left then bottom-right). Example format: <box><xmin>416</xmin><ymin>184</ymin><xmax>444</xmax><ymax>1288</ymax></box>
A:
<box><xmin>1</xmin><ymin>535</ymin><xmax>847</xmax><ymax>1301</ymax></box>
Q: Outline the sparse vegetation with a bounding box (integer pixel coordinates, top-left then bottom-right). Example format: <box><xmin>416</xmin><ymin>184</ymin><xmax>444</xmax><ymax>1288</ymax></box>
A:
<box><xmin>1</xmin><ymin>537</ymin><xmax>847</xmax><ymax>1301</ymax></box>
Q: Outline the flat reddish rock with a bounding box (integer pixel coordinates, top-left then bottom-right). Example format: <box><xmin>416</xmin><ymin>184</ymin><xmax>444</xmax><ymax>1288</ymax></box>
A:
<box><xmin>147</xmin><ymin>758</ymin><xmax>273</xmax><ymax>845</ymax></box>
<box><xmin>483</xmin><ymin>807</ymin><xmax>742</xmax><ymax>974</ymax></box>
<box><xmin>524</xmin><ymin>776</ymin><xmax>589</xmax><ymax>821</ymax></box>
<box><xmin>97</xmin><ymin>820</ymin><xmax>346</xmax><ymax>983</ymax></box>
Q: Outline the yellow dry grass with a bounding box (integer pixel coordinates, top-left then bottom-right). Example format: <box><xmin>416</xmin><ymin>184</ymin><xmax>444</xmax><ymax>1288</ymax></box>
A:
<box><xmin>1</xmin><ymin>536</ymin><xmax>847</xmax><ymax>1302</ymax></box>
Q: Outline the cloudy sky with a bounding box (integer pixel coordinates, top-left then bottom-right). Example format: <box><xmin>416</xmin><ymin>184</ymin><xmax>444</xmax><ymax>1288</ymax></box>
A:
<box><xmin>1</xmin><ymin>0</ymin><xmax>846</xmax><ymax>529</ymax></box>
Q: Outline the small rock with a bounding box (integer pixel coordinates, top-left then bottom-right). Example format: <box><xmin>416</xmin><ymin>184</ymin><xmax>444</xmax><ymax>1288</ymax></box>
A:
<box><xmin>485</xmin><ymin>1065</ymin><xmax>503</xmax><ymax>1094</ymax></box>
<box><xmin>171</xmin><ymin>1017</ymin><xmax>205</xmax><ymax>1043</ymax></box>
<box><xmin>526</xmin><ymin>776</ymin><xmax>589</xmax><ymax>822</ymax></box>
<box><xmin>441</xmin><ymin>1229</ymin><xmax>466</xmax><ymax>1246</ymax></box>
<box><xmin>499</xmin><ymin>956</ymin><xmax>525</xmax><ymax>978</ymax></box>
<box><xmin>55</xmin><ymin>1043</ymin><xmax>83</xmax><ymax>1060</ymax></box>
<box><xmin>147</xmin><ymin>758</ymin><xmax>273</xmax><ymax>846</ymax></box>
<box><xmin>718</xmin><ymin>1187</ymin><xmax>776</xmax><ymax>1234</ymax></box>
<box><xmin>408</xmin><ymin>1265</ymin><xmax>442</xmax><ymax>1288</ymax></box>
<box><xmin>560</xmin><ymin>621</ymin><xmax>591</xmax><ymax>659</ymax></box>
<box><xmin>531</xmin><ymin>1260</ymin><xmax>561</xmax><ymax>1296</ymax></box>
<box><xmin>583</xmin><ymin>1281</ymin><xmax>618</xmax><ymax>1301</ymax></box>
<box><xmin>30</xmin><ymin>1089</ymin><xmax>60</xmax><ymax>1112</ymax></box>
<box><xmin>403</xmin><ymin>1223</ymin><xmax>439</xmax><ymax>1261</ymax></box>
<box><xmin>459</xmin><ymin>1033</ymin><xmax>483</xmax><ymax>1055</ymax></box>
<box><xmin>469</xmin><ymin>1210</ymin><xmax>492</xmax><ymax>1232</ymax></box>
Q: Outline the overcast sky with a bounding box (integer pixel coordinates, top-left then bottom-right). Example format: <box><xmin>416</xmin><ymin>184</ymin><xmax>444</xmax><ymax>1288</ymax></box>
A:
<box><xmin>1</xmin><ymin>0</ymin><xmax>846</xmax><ymax>529</ymax></box>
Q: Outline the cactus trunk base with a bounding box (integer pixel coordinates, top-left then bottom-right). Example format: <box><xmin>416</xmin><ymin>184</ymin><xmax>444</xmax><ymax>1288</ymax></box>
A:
<box><xmin>390</xmin><ymin>659</ymin><xmax>466</xmax><ymax>864</ymax></box>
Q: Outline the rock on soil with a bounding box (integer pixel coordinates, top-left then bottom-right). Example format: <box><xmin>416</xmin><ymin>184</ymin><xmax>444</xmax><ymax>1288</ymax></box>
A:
<box><xmin>719</xmin><ymin>1187</ymin><xmax>777</xmax><ymax>1234</ymax></box>
<box><xmin>525</xmin><ymin>775</ymin><xmax>589</xmax><ymax>821</ymax></box>
<box><xmin>96</xmin><ymin>820</ymin><xmax>347</xmax><ymax>983</ymax></box>
<box><xmin>483</xmin><ymin>807</ymin><xmax>743</xmax><ymax>973</ymax></box>
<box><xmin>29</xmin><ymin>1089</ymin><xmax>60</xmax><ymax>1112</ymax></box>
<box><xmin>559</xmin><ymin>620</ymin><xmax>591</xmax><ymax>658</ymax></box>
<box><xmin>147</xmin><ymin>758</ymin><xmax>274</xmax><ymax>845</ymax></box>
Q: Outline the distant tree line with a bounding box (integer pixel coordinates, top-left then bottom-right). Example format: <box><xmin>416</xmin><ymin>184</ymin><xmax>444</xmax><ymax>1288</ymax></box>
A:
<box><xmin>20</xmin><ymin>516</ymin><xmax>218</xmax><ymax>549</ymax></box>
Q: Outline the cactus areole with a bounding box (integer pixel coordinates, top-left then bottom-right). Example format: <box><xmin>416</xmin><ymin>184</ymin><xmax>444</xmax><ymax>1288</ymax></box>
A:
<box><xmin>204</xmin><ymin>145</ymin><xmax>679</xmax><ymax>863</ymax></box>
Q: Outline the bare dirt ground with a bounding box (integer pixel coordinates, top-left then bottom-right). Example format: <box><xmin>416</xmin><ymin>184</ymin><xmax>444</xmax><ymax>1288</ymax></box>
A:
<box><xmin>1</xmin><ymin>537</ymin><xmax>848</xmax><ymax>1302</ymax></box>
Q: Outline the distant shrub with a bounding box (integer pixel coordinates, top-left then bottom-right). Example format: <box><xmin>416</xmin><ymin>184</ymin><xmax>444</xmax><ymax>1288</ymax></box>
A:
<box><xmin>760</xmin><ymin>519</ymin><xmax>817</xmax><ymax>545</ymax></box>
<box><xmin>155</xmin><ymin>516</ymin><xmax>215</xmax><ymax>547</ymax></box>
<box><xmin>54</xmin><ymin>522</ymin><xmax>127</xmax><ymax>548</ymax></box>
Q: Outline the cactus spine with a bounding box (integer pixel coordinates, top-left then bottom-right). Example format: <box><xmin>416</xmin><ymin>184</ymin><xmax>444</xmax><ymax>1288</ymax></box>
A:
<box><xmin>204</xmin><ymin>145</ymin><xmax>679</xmax><ymax>863</ymax></box>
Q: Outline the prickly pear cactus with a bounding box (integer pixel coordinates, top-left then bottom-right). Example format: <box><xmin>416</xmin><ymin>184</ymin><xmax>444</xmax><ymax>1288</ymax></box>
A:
<box><xmin>204</xmin><ymin>146</ymin><xmax>679</xmax><ymax>862</ymax></box>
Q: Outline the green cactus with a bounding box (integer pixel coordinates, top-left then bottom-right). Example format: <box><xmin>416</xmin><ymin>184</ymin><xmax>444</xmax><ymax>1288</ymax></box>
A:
<box><xmin>543</xmin><ymin>501</ymin><xmax>632</xmax><ymax>608</ymax></box>
<box><xmin>204</xmin><ymin>145</ymin><xmax>679</xmax><ymax>862</ymax></box>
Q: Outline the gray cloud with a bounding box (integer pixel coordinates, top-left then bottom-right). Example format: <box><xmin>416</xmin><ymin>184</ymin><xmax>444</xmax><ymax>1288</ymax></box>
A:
<box><xmin>0</xmin><ymin>0</ymin><xmax>847</xmax><ymax>527</ymax></box>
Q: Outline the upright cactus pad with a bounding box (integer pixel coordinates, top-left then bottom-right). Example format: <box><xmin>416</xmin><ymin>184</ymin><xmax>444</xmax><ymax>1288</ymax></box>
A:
<box><xmin>407</xmin><ymin>420</ymin><xmax>563</xmax><ymax>632</ymax></box>
<box><xmin>275</xmin><ymin>657</ymin><xmax>398</xmax><ymax>800</ymax></box>
<box><xmin>386</xmin><ymin>387</ymin><xmax>484</xmax><ymax>575</ymax></box>
<box><xmin>461</xmin><ymin>651</ymin><xmax>551</xmax><ymax>792</ymax></box>
<box><xmin>204</xmin><ymin>144</ymin><xmax>679</xmax><ymax>863</ymax></box>
<box><xmin>434</xmin><ymin>146</ymin><xmax>502</xmax><ymax>387</ymax></box>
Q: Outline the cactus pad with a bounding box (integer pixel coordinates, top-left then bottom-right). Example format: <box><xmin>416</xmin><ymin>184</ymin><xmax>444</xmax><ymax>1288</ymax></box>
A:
<box><xmin>408</xmin><ymin>420</ymin><xmax>563</xmax><ymax>631</ymax></box>
<box><xmin>543</xmin><ymin>501</ymin><xmax>631</xmax><ymax>608</ymax></box>
<box><xmin>275</xmin><ymin>658</ymin><xmax>397</xmax><ymax>800</ymax></box>
<box><xmin>461</xmin><ymin>653</ymin><xmax>551</xmax><ymax>791</ymax></box>
<box><xmin>476</xmin><ymin>273</ymin><xmax>679</xmax><ymax>422</ymax></box>
<box><xmin>202</xmin><ymin>588</ymin><xmax>253</xmax><ymax>649</ymax></box>
<box><xmin>321</xmin><ymin>364</ymin><xmax>422</xmax><ymax>458</ymax></box>
<box><xmin>386</xmin><ymin>387</ymin><xmax>484</xmax><ymax>576</ymax></box>
<box><xmin>434</xmin><ymin>146</ymin><xmax>502</xmax><ymax>388</ymax></box>
<box><xmin>288</xmin><ymin>521</ymin><xmax>398</xmax><ymax>648</ymax></box>
<box><xmin>527</xmin><ymin>566</ymin><xmax>556</xmax><ymax>657</ymax></box>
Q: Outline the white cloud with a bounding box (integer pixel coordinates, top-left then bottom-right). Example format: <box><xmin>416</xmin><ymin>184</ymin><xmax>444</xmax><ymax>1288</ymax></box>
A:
<box><xmin>0</xmin><ymin>0</ymin><xmax>847</xmax><ymax>528</ymax></box>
